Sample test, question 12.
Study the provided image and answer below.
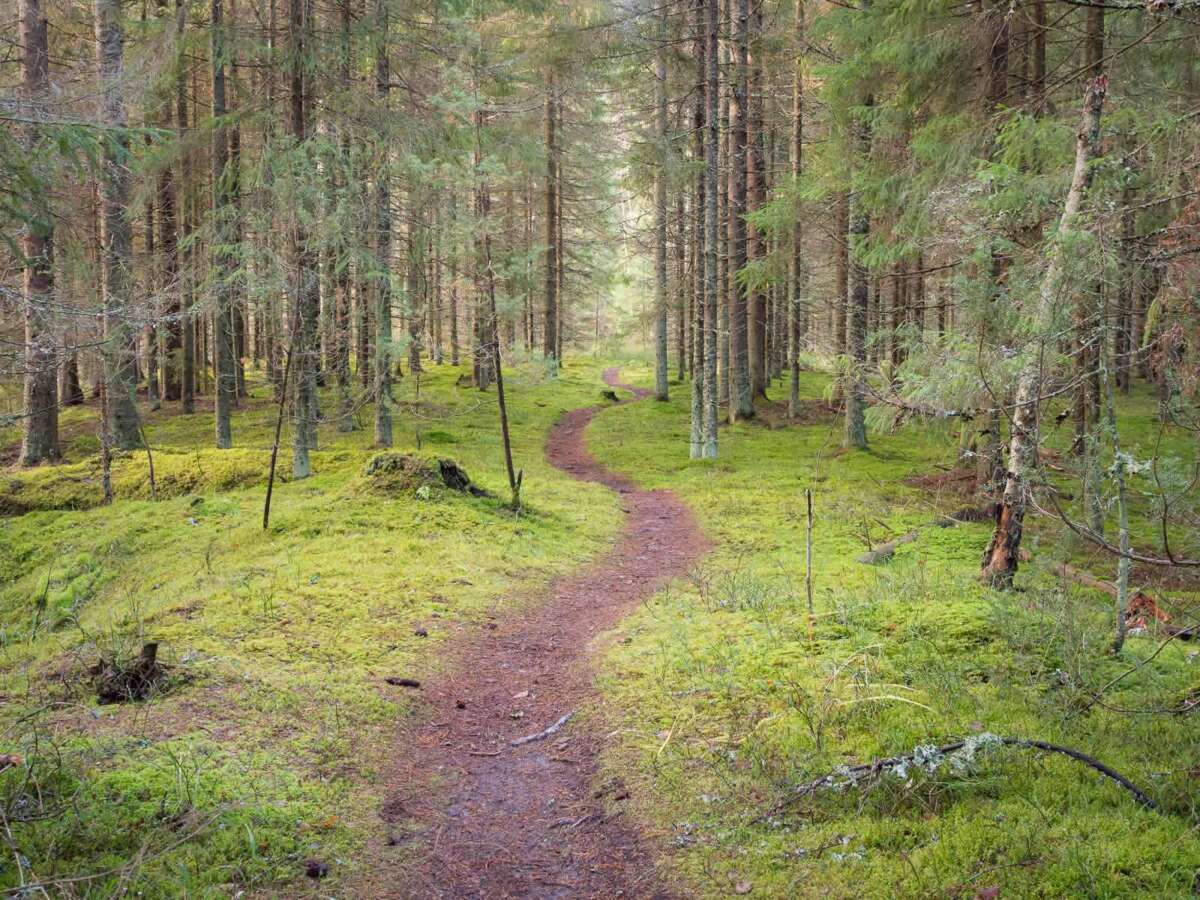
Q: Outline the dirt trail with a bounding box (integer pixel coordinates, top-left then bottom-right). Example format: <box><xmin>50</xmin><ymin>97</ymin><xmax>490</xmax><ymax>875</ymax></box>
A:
<box><xmin>374</xmin><ymin>368</ymin><xmax>706</xmax><ymax>899</ymax></box>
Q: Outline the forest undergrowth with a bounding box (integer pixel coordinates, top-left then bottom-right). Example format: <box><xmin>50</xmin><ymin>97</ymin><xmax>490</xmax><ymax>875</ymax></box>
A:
<box><xmin>592</xmin><ymin>360</ymin><xmax>1200</xmax><ymax>899</ymax></box>
<box><xmin>0</xmin><ymin>358</ymin><xmax>624</xmax><ymax>896</ymax></box>
<box><xmin>1</xmin><ymin>355</ymin><xmax>1197</xmax><ymax>897</ymax></box>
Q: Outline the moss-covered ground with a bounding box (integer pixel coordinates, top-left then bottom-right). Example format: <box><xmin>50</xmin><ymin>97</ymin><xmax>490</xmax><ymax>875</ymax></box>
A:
<box><xmin>2</xmin><ymin>352</ymin><xmax>1197</xmax><ymax>897</ymax></box>
<box><xmin>0</xmin><ymin>357</ymin><xmax>624</xmax><ymax>897</ymax></box>
<box><xmin>590</xmin><ymin>360</ymin><xmax>1200</xmax><ymax>898</ymax></box>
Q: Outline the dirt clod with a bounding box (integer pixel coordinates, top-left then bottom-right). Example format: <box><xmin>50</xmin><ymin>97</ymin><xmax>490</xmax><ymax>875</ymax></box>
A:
<box><xmin>385</xmin><ymin>677</ymin><xmax>421</xmax><ymax>688</ymax></box>
<box><xmin>304</xmin><ymin>859</ymin><xmax>328</xmax><ymax>879</ymax></box>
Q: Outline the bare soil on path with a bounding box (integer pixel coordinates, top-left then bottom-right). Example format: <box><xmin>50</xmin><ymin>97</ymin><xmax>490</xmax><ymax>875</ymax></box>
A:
<box><xmin>372</xmin><ymin>367</ymin><xmax>707</xmax><ymax>899</ymax></box>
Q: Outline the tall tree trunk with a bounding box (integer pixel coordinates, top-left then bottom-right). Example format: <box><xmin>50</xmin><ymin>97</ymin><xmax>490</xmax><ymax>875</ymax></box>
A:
<box><xmin>834</xmin><ymin>189</ymin><xmax>848</xmax><ymax>356</ymax></box>
<box><xmin>449</xmin><ymin>191</ymin><xmax>460</xmax><ymax>366</ymax></box>
<box><xmin>333</xmin><ymin>0</ymin><xmax>355</xmax><ymax>430</ymax></box>
<box><xmin>728</xmin><ymin>0</ymin><xmax>753</xmax><ymax>420</ymax></box>
<box><xmin>745</xmin><ymin>0</ymin><xmax>767</xmax><ymax>399</ymax></box>
<box><xmin>228</xmin><ymin>0</ymin><xmax>245</xmax><ymax>401</ymax></box>
<box><xmin>212</xmin><ymin>0</ymin><xmax>235</xmax><ymax>449</ymax></box>
<box><xmin>981</xmin><ymin>77</ymin><xmax>1108</xmax><ymax>588</ymax></box>
<box><xmin>407</xmin><ymin>211</ymin><xmax>424</xmax><ymax>377</ymax></box>
<box><xmin>718</xmin><ymin>35</ymin><xmax>731</xmax><ymax>417</ymax></box>
<box><xmin>702</xmin><ymin>0</ymin><xmax>720</xmax><ymax>457</ymax></box>
<box><xmin>675</xmin><ymin>193</ymin><xmax>687</xmax><ymax>380</ymax></box>
<box><xmin>178</xmin><ymin>0</ymin><xmax>195</xmax><ymax>413</ymax></box>
<box><xmin>689</xmin><ymin>0</ymin><xmax>707</xmax><ymax>458</ymax></box>
<box><xmin>843</xmin><ymin>92</ymin><xmax>872</xmax><ymax>451</ymax></box>
<box><xmin>373</xmin><ymin>0</ymin><xmax>393</xmax><ymax>447</ymax></box>
<box><xmin>654</xmin><ymin>16</ymin><xmax>670</xmax><ymax>401</ymax></box>
<box><xmin>20</xmin><ymin>0</ymin><xmax>60</xmax><ymax>465</ymax></box>
<box><xmin>555</xmin><ymin>126</ymin><xmax>565</xmax><ymax>361</ymax></box>
<box><xmin>1116</xmin><ymin>175</ymin><xmax>1136</xmax><ymax>393</ymax></box>
<box><xmin>94</xmin><ymin>0</ymin><xmax>141</xmax><ymax>450</ymax></box>
<box><xmin>543</xmin><ymin>75</ymin><xmax>559</xmax><ymax>370</ymax></box>
<box><xmin>144</xmin><ymin>195</ymin><xmax>160</xmax><ymax>411</ymax></box>
<box><xmin>157</xmin><ymin>0</ymin><xmax>182</xmax><ymax>402</ymax></box>
<box><xmin>788</xmin><ymin>0</ymin><xmax>805</xmax><ymax>420</ymax></box>
<box><xmin>290</xmin><ymin>0</ymin><xmax>319</xmax><ymax>475</ymax></box>
<box><xmin>1031</xmin><ymin>0</ymin><xmax>1046</xmax><ymax>113</ymax></box>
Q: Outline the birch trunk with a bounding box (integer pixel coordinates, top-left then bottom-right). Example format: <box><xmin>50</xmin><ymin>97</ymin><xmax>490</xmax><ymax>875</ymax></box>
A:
<box><xmin>982</xmin><ymin>76</ymin><xmax>1108</xmax><ymax>587</ymax></box>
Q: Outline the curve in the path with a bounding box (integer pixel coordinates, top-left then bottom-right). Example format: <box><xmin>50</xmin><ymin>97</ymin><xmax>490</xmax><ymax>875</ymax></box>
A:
<box><xmin>377</xmin><ymin>368</ymin><xmax>706</xmax><ymax>899</ymax></box>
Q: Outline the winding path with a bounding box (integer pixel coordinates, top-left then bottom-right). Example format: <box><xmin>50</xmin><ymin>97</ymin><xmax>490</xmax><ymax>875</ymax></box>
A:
<box><xmin>376</xmin><ymin>368</ymin><xmax>706</xmax><ymax>898</ymax></box>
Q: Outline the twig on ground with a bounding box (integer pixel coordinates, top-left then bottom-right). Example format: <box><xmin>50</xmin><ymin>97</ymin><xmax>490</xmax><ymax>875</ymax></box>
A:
<box><xmin>768</xmin><ymin>735</ymin><xmax>1157</xmax><ymax>817</ymax></box>
<box><xmin>511</xmin><ymin>711</ymin><xmax>573</xmax><ymax>747</ymax></box>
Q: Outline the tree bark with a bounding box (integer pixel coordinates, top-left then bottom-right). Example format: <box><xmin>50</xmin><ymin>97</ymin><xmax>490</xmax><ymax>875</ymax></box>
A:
<box><xmin>290</xmin><ymin>0</ymin><xmax>319</xmax><ymax>474</ymax></box>
<box><xmin>688</xmin><ymin>0</ymin><xmax>706</xmax><ymax>458</ymax></box>
<box><xmin>728</xmin><ymin>0</ymin><xmax>753</xmax><ymax>420</ymax></box>
<box><xmin>834</xmin><ymin>189</ymin><xmax>848</xmax><ymax>356</ymax></box>
<box><xmin>212</xmin><ymin>0</ymin><xmax>235</xmax><ymax>449</ymax></box>
<box><xmin>94</xmin><ymin>0</ymin><xmax>142</xmax><ymax>450</ymax></box>
<box><xmin>19</xmin><ymin>0</ymin><xmax>60</xmax><ymax>466</ymax></box>
<box><xmin>178</xmin><ymin>0</ymin><xmax>195</xmax><ymax>413</ymax></box>
<box><xmin>543</xmin><ymin>75</ymin><xmax>559</xmax><ymax>370</ymax></box>
<box><xmin>843</xmin><ymin>91</ymin><xmax>872</xmax><ymax>451</ymax></box>
<box><xmin>654</xmin><ymin>17</ymin><xmax>670</xmax><ymax>401</ymax></box>
<box><xmin>373</xmin><ymin>0</ymin><xmax>393</xmax><ymax>447</ymax></box>
<box><xmin>702</xmin><ymin>0</ymin><xmax>720</xmax><ymax>457</ymax></box>
<box><xmin>788</xmin><ymin>0</ymin><xmax>804</xmax><ymax>421</ymax></box>
<box><xmin>981</xmin><ymin>76</ymin><xmax>1108</xmax><ymax>588</ymax></box>
<box><xmin>745</xmin><ymin>0</ymin><xmax>767</xmax><ymax>399</ymax></box>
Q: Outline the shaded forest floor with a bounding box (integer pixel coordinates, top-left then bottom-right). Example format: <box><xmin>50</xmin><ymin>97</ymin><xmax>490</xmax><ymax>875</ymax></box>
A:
<box><xmin>1</xmin><ymin>356</ymin><xmax>1198</xmax><ymax>897</ymax></box>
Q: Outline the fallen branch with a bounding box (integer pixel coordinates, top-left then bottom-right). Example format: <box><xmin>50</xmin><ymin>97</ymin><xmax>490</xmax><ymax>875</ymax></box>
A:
<box><xmin>511</xmin><ymin>711</ymin><xmax>573</xmax><ymax>747</ymax></box>
<box><xmin>1053</xmin><ymin>562</ymin><xmax>1195</xmax><ymax>637</ymax></box>
<box><xmin>856</xmin><ymin>531</ymin><xmax>918</xmax><ymax>565</ymax></box>
<box><xmin>770</xmin><ymin>734</ymin><xmax>1157</xmax><ymax>816</ymax></box>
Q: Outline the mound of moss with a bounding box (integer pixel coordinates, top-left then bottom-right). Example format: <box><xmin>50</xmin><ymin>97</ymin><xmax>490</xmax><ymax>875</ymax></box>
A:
<box><xmin>359</xmin><ymin>452</ymin><xmax>488</xmax><ymax>498</ymax></box>
<box><xmin>1</xmin><ymin>449</ymin><xmax>278</xmax><ymax>516</ymax></box>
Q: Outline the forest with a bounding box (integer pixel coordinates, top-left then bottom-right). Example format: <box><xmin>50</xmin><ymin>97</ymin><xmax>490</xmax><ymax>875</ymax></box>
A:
<box><xmin>1</xmin><ymin>0</ymin><xmax>1199</xmax><ymax>895</ymax></box>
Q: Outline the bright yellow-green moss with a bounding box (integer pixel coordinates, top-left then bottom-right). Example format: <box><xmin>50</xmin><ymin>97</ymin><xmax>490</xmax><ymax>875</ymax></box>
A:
<box><xmin>0</xmin><ymin>357</ymin><xmax>623</xmax><ymax>897</ymax></box>
<box><xmin>589</xmin><ymin>359</ymin><xmax>1200</xmax><ymax>899</ymax></box>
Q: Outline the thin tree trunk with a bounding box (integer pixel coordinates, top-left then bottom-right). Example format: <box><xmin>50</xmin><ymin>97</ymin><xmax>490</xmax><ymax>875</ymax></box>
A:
<box><xmin>834</xmin><ymin>189</ymin><xmax>848</xmax><ymax>356</ymax></box>
<box><xmin>729</xmin><ymin>0</ymin><xmax>752</xmax><ymax>419</ymax></box>
<box><xmin>843</xmin><ymin>90</ymin><xmax>872</xmax><ymax>451</ymax></box>
<box><xmin>702</xmin><ymin>0</ymin><xmax>720</xmax><ymax>457</ymax></box>
<box><xmin>212</xmin><ymin>0</ymin><xmax>235</xmax><ymax>449</ymax></box>
<box><xmin>982</xmin><ymin>76</ymin><xmax>1108</xmax><ymax>588</ymax></box>
<box><xmin>228</xmin><ymin>0</ymin><xmax>245</xmax><ymax>402</ymax></box>
<box><xmin>675</xmin><ymin>193</ymin><xmax>687</xmax><ymax>380</ymax></box>
<box><xmin>158</xmin><ymin>0</ymin><xmax>182</xmax><ymax>403</ymax></box>
<box><xmin>178</xmin><ymin>0</ymin><xmax>195</xmax><ymax>413</ymax></box>
<box><xmin>373</xmin><ymin>0</ymin><xmax>393</xmax><ymax>447</ymax></box>
<box><xmin>689</xmin><ymin>0</ymin><xmax>706</xmax><ymax>458</ymax></box>
<box><xmin>543</xmin><ymin>75</ymin><xmax>558</xmax><ymax>370</ymax></box>
<box><xmin>745</xmin><ymin>0</ymin><xmax>767</xmax><ymax>399</ymax></box>
<box><xmin>331</xmin><ymin>0</ymin><xmax>354</xmax><ymax>430</ymax></box>
<box><xmin>789</xmin><ymin>0</ymin><xmax>805</xmax><ymax>420</ymax></box>
<box><xmin>290</xmin><ymin>0</ymin><xmax>319</xmax><ymax>476</ymax></box>
<box><xmin>718</xmin><ymin>38</ymin><xmax>731</xmax><ymax>417</ymax></box>
<box><xmin>449</xmin><ymin>191</ymin><xmax>460</xmax><ymax>366</ymax></box>
<box><xmin>654</xmin><ymin>18</ymin><xmax>670</xmax><ymax>401</ymax></box>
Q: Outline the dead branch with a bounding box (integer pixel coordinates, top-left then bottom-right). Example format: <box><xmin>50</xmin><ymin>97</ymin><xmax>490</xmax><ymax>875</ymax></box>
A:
<box><xmin>770</xmin><ymin>735</ymin><xmax>1157</xmax><ymax>816</ymax></box>
<box><xmin>511</xmin><ymin>711</ymin><xmax>573</xmax><ymax>747</ymax></box>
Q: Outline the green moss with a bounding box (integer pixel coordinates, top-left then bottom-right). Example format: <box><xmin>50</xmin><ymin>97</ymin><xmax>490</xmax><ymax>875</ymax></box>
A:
<box><xmin>589</xmin><ymin>359</ymin><xmax>1200</xmax><ymax>899</ymax></box>
<box><xmin>0</xmin><ymin>358</ymin><xmax>624</xmax><ymax>895</ymax></box>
